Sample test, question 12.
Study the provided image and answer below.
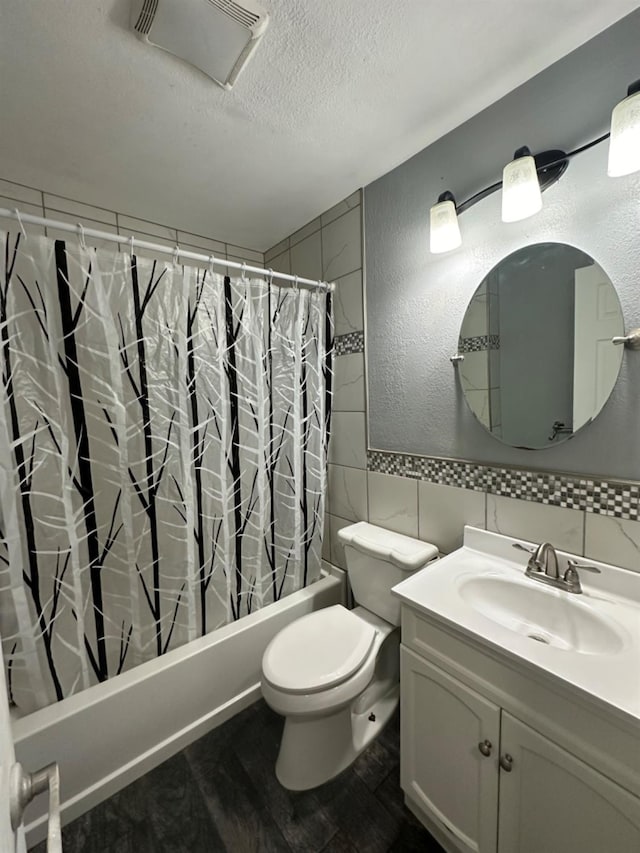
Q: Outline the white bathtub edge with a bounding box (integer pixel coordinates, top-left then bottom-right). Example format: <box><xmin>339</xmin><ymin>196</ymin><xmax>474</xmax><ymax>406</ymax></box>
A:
<box><xmin>25</xmin><ymin>682</ymin><xmax>262</xmax><ymax>842</ymax></box>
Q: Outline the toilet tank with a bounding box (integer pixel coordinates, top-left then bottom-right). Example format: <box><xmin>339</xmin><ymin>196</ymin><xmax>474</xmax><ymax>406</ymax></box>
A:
<box><xmin>337</xmin><ymin>522</ymin><xmax>438</xmax><ymax>625</ymax></box>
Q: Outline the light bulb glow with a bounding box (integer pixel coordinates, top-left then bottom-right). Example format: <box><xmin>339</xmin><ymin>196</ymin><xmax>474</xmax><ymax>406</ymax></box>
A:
<box><xmin>501</xmin><ymin>154</ymin><xmax>542</xmax><ymax>223</ymax></box>
<box><xmin>429</xmin><ymin>199</ymin><xmax>462</xmax><ymax>253</ymax></box>
<box><xmin>608</xmin><ymin>90</ymin><xmax>640</xmax><ymax>177</ymax></box>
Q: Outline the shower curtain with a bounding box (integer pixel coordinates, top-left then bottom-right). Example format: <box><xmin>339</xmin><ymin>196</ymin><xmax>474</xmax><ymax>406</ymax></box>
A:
<box><xmin>0</xmin><ymin>231</ymin><xmax>333</xmax><ymax>712</ymax></box>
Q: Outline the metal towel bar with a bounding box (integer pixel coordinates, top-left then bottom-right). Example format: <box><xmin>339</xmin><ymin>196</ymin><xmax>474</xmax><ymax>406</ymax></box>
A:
<box><xmin>10</xmin><ymin>761</ymin><xmax>62</xmax><ymax>852</ymax></box>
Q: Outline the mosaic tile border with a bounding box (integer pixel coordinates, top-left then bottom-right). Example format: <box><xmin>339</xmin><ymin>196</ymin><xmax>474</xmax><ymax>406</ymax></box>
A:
<box><xmin>367</xmin><ymin>450</ymin><xmax>640</xmax><ymax>521</ymax></box>
<box><xmin>458</xmin><ymin>334</ymin><xmax>500</xmax><ymax>353</ymax></box>
<box><xmin>335</xmin><ymin>330</ymin><xmax>364</xmax><ymax>356</ymax></box>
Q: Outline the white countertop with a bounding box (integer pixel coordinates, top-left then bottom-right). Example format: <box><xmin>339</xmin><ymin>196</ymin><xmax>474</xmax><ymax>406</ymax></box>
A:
<box><xmin>393</xmin><ymin>527</ymin><xmax>640</xmax><ymax>726</ymax></box>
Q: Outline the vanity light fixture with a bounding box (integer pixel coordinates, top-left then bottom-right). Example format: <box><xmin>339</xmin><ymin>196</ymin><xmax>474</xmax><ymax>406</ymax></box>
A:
<box><xmin>429</xmin><ymin>76</ymin><xmax>640</xmax><ymax>253</ymax></box>
<box><xmin>501</xmin><ymin>146</ymin><xmax>569</xmax><ymax>223</ymax></box>
<box><xmin>608</xmin><ymin>79</ymin><xmax>640</xmax><ymax>177</ymax></box>
<box><xmin>429</xmin><ymin>191</ymin><xmax>462</xmax><ymax>253</ymax></box>
<box><xmin>501</xmin><ymin>147</ymin><xmax>542</xmax><ymax>222</ymax></box>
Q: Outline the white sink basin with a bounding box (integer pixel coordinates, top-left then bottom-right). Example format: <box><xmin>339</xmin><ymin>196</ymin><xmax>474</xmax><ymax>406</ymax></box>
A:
<box><xmin>392</xmin><ymin>527</ymin><xmax>640</xmax><ymax>722</ymax></box>
<box><xmin>457</xmin><ymin>574</ymin><xmax>625</xmax><ymax>655</ymax></box>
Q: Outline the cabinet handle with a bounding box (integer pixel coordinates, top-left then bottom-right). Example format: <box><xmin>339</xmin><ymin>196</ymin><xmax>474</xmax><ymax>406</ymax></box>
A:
<box><xmin>499</xmin><ymin>753</ymin><xmax>513</xmax><ymax>772</ymax></box>
<box><xmin>478</xmin><ymin>739</ymin><xmax>492</xmax><ymax>757</ymax></box>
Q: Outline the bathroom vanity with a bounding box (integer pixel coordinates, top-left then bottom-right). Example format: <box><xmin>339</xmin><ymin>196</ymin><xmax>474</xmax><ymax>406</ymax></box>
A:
<box><xmin>393</xmin><ymin>527</ymin><xmax>640</xmax><ymax>853</ymax></box>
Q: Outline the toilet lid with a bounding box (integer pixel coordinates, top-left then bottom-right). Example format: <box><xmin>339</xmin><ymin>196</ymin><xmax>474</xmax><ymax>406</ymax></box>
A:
<box><xmin>262</xmin><ymin>605</ymin><xmax>376</xmax><ymax>694</ymax></box>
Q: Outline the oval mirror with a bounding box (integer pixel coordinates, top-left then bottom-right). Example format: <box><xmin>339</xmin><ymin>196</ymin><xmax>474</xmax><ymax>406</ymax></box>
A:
<box><xmin>458</xmin><ymin>242</ymin><xmax>624</xmax><ymax>449</ymax></box>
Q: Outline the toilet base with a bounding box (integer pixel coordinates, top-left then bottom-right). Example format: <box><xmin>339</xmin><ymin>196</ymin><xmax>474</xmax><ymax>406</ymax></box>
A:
<box><xmin>275</xmin><ymin>685</ymin><xmax>399</xmax><ymax>791</ymax></box>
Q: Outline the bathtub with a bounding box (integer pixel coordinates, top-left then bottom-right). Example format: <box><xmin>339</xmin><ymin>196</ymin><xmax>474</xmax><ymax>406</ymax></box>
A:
<box><xmin>13</xmin><ymin>568</ymin><xmax>345</xmax><ymax>847</ymax></box>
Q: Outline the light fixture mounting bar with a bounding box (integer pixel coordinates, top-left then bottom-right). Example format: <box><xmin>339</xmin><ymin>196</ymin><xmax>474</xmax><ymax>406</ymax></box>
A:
<box><xmin>533</xmin><ymin>149</ymin><xmax>569</xmax><ymax>191</ymax></box>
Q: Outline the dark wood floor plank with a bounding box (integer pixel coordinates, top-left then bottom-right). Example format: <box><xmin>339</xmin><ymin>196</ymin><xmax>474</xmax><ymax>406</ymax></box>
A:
<box><xmin>185</xmin><ymin>723</ymin><xmax>292</xmax><ymax>853</ymax></box>
<box><xmin>374</xmin><ymin>766</ymin><xmax>406</xmax><ymax>824</ymax></box>
<box><xmin>375</xmin><ymin>766</ymin><xmax>421</xmax><ymax>828</ymax></box>
<box><xmin>319</xmin><ymin>831</ymin><xmax>359</xmax><ymax>852</ymax></box>
<box><xmin>29</xmin><ymin>698</ymin><xmax>445</xmax><ymax>853</ymax></box>
<box><xmin>377</xmin><ymin>709</ymin><xmax>400</xmax><ymax>755</ymax></box>
<box><xmin>352</xmin><ymin>732</ymin><xmax>398</xmax><ymax>792</ymax></box>
<box><xmin>30</xmin><ymin>826</ymin><xmax>156</xmax><ymax>853</ymax></box>
<box><xmin>234</xmin><ymin>704</ymin><xmax>339</xmax><ymax>852</ymax></box>
<box><xmin>29</xmin><ymin>772</ymin><xmax>160</xmax><ymax>853</ymax></box>
<box><xmin>375</xmin><ymin>765</ymin><xmax>442</xmax><ymax>850</ymax></box>
<box><xmin>136</xmin><ymin>751</ymin><xmax>226</xmax><ymax>852</ymax></box>
<box><xmin>312</xmin><ymin>769</ymin><xmax>403</xmax><ymax>853</ymax></box>
<box><xmin>387</xmin><ymin>820</ymin><xmax>448</xmax><ymax>852</ymax></box>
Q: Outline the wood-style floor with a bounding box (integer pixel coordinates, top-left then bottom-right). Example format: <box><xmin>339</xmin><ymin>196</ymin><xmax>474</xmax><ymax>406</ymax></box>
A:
<box><xmin>30</xmin><ymin>699</ymin><xmax>444</xmax><ymax>852</ymax></box>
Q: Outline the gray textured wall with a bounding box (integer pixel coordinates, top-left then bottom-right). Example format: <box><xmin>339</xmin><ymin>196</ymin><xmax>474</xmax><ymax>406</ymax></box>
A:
<box><xmin>365</xmin><ymin>10</ymin><xmax>640</xmax><ymax>479</ymax></box>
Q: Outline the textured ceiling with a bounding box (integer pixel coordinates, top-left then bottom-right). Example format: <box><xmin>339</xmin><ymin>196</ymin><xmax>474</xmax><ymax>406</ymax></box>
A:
<box><xmin>0</xmin><ymin>1</ymin><xmax>637</xmax><ymax>250</ymax></box>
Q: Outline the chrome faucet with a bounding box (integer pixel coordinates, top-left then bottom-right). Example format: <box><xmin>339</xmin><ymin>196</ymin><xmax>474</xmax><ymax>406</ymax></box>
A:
<box><xmin>513</xmin><ymin>540</ymin><xmax>559</xmax><ymax>579</ymax></box>
<box><xmin>532</xmin><ymin>542</ymin><xmax>559</xmax><ymax>578</ymax></box>
<box><xmin>512</xmin><ymin>542</ymin><xmax>601</xmax><ymax>594</ymax></box>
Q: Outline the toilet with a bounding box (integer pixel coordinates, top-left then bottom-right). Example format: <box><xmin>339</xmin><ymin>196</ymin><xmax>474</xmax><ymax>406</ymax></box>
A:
<box><xmin>260</xmin><ymin>521</ymin><xmax>438</xmax><ymax>790</ymax></box>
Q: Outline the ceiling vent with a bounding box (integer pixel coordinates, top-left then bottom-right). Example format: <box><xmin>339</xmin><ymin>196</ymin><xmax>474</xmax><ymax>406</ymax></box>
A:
<box><xmin>130</xmin><ymin>0</ymin><xmax>269</xmax><ymax>90</ymax></box>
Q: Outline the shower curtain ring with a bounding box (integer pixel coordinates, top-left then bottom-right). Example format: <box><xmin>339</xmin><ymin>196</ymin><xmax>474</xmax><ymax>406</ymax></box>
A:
<box><xmin>129</xmin><ymin>235</ymin><xmax>135</xmax><ymax>257</ymax></box>
<box><xmin>267</xmin><ymin>268</ymin><xmax>274</xmax><ymax>285</ymax></box>
<box><xmin>173</xmin><ymin>245</ymin><xmax>180</xmax><ymax>266</ymax></box>
<box><xmin>241</xmin><ymin>262</ymin><xmax>248</xmax><ymax>281</ymax></box>
<box><xmin>14</xmin><ymin>208</ymin><xmax>27</xmax><ymax>239</ymax></box>
<box><xmin>209</xmin><ymin>254</ymin><xmax>216</xmax><ymax>275</ymax></box>
<box><xmin>77</xmin><ymin>223</ymin><xmax>87</xmax><ymax>251</ymax></box>
<box><xmin>293</xmin><ymin>275</ymin><xmax>299</xmax><ymax>292</ymax></box>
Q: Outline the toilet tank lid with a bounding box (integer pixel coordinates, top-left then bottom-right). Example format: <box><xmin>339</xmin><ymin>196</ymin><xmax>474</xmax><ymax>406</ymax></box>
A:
<box><xmin>337</xmin><ymin>522</ymin><xmax>438</xmax><ymax>571</ymax></box>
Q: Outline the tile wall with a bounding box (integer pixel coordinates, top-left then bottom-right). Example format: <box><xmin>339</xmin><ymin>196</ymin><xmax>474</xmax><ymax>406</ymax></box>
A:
<box><xmin>267</xmin><ymin>191</ymin><xmax>640</xmax><ymax>577</ymax></box>
<box><xmin>361</xmin><ymin>456</ymin><xmax>640</xmax><ymax>574</ymax></box>
<box><xmin>0</xmin><ymin>177</ymin><xmax>263</xmax><ymax>269</ymax></box>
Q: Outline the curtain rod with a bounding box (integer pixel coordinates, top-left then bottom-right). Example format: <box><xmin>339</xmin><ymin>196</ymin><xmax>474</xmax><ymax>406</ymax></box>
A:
<box><xmin>0</xmin><ymin>207</ymin><xmax>335</xmax><ymax>292</ymax></box>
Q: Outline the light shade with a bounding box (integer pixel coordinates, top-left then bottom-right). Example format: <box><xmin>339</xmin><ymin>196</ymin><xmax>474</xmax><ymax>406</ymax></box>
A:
<box><xmin>501</xmin><ymin>149</ymin><xmax>542</xmax><ymax>223</ymax></box>
<box><xmin>430</xmin><ymin>197</ymin><xmax>462</xmax><ymax>254</ymax></box>
<box><xmin>608</xmin><ymin>88</ymin><xmax>640</xmax><ymax>177</ymax></box>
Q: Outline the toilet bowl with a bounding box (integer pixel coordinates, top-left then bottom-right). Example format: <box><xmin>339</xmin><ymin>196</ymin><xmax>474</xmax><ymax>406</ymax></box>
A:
<box><xmin>261</xmin><ymin>522</ymin><xmax>438</xmax><ymax>791</ymax></box>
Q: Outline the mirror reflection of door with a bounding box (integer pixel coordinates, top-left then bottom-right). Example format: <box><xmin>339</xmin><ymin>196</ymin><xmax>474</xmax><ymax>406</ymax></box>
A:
<box><xmin>458</xmin><ymin>243</ymin><xmax>624</xmax><ymax>450</ymax></box>
<box><xmin>573</xmin><ymin>263</ymin><xmax>624</xmax><ymax>432</ymax></box>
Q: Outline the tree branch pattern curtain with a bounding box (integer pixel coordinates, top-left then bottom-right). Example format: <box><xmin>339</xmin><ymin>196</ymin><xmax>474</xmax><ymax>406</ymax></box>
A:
<box><xmin>0</xmin><ymin>231</ymin><xmax>333</xmax><ymax>713</ymax></box>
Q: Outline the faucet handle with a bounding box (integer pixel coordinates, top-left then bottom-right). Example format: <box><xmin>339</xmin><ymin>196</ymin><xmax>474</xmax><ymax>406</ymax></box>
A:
<box><xmin>563</xmin><ymin>565</ymin><xmax>582</xmax><ymax>592</ymax></box>
<box><xmin>513</xmin><ymin>541</ymin><xmax>545</xmax><ymax>573</ymax></box>
<box><xmin>563</xmin><ymin>559</ymin><xmax>602</xmax><ymax>594</ymax></box>
<box><xmin>566</xmin><ymin>558</ymin><xmax>601</xmax><ymax>574</ymax></box>
<box><xmin>512</xmin><ymin>542</ymin><xmax>537</xmax><ymax>555</ymax></box>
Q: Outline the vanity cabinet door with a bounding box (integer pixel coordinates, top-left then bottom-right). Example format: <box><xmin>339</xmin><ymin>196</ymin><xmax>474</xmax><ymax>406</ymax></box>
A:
<box><xmin>498</xmin><ymin>712</ymin><xmax>640</xmax><ymax>853</ymax></box>
<box><xmin>400</xmin><ymin>648</ymin><xmax>500</xmax><ymax>853</ymax></box>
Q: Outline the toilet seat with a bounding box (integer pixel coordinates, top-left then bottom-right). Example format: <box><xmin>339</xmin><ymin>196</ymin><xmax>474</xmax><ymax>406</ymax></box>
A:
<box><xmin>262</xmin><ymin>605</ymin><xmax>376</xmax><ymax>694</ymax></box>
